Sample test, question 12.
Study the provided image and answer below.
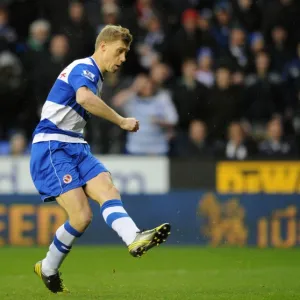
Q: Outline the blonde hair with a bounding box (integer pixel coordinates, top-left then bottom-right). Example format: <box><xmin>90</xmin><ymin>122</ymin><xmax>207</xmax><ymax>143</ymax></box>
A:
<box><xmin>95</xmin><ymin>25</ymin><xmax>133</xmax><ymax>50</ymax></box>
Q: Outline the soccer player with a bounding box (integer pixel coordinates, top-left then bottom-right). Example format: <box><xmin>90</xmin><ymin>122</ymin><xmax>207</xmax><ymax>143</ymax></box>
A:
<box><xmin>30</xmin><ymin>25</ymin><xmax>171</xmax><ymax>294</ymax></box>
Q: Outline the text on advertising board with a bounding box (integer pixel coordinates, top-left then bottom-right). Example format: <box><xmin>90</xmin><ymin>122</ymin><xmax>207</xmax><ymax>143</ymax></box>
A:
<box><xmin>217</xmin><ymin>162</ymin><xmax>300</xmax><ymax>193</ymax></box>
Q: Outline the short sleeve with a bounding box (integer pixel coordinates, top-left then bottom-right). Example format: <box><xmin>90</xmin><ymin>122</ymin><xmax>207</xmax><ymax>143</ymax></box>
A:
<box><xmin>68</xmin><ymin>64</ymin><xmax>98</xmax><ymax>94</ymax></box>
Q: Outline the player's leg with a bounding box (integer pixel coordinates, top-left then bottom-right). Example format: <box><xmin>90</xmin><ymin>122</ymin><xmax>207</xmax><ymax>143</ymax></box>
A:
<box><xmin>34</xmin><ymin>187</ymin><xmax>91</xmax><ymax>293</ymax></box>
<box><xmin>30</xmin><ymin>141</ymin><xmax>93</xmax><ymax>293</ymax></box>
<box><xmin>84</xmin><ymin>172</ymin><xmax>139</xmax><ymax>245</ymax></box>
<box><xmin>84</xmin><ymin>172</ymin><xmax>171</xmax><ymax>257</ymax></box>
<box><xmin>41</xmin><ymin>187</ymin><xmax>92</xmax><ymax>276</ymax></box>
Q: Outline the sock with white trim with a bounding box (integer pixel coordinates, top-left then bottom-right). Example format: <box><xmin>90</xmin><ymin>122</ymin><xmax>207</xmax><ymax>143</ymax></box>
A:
<box><xmin>101</xmin><ymin>199</ymin><xmax>139</xmax><ymax>246</ymax></box>
<box><xmin>41</xmin><ymin>221</ymin><xmax>83</xmax><ymax>276</ymax></box>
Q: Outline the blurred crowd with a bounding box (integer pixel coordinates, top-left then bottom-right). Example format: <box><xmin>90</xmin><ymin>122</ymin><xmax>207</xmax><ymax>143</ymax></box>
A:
<box><xmin>1</xmin><ymin>0</ymin><xmax>300</xmax><ymax>159</ymax></box>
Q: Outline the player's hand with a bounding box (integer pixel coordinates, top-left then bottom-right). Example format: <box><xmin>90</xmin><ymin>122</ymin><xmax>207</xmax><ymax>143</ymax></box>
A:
<box><xmin>120</xmin><ymin>118</ymin><xmax>139</xmax><ymax>132</ymax></box>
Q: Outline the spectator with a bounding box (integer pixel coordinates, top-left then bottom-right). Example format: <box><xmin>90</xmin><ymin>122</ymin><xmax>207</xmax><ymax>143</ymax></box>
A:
<box><xmin>293</xmin><ymin>82</ymin><xmax>300</xmax><ymax>135</ymax></box>
<box><xmin>143</xmin><ymin>15</ymin><xmax>165</xmax><ymax>51</ymax></box>
<box><xmin>97</xmin><ymin>2</ymin><xmax>120</xmax><ymax>32</ymax></box>
<box><xmin>232</xmin><ymin>0</ymin><xmax>261</xmax><ymax>33</ymax></box>
<box><xmin>59</xmin><ymin>1</ymin><xmax>95</xmax><ymax>61</ymax></box>
<box><xmin>248</xmin><ymin>32</ymin><xmax>265</xmax><ymax>71</ymax></box>
<box><xmin>0</xmin><ymin>50</ymin><xmax>24</xmax><ymax>139</ymax></box>
<box><xmin>149</xmin><ymin>62</ymin><xmax>172</xmax><ymax>93</ymax></box>
<box><xmin>0</xmin><ymin>6</ymin><xmax>17</xmax><ymax>51</ymax></box>
<box><xmin>212</xmin><ymin>1</ymin><xmax>232</xmax><ymax>49</ymax></box>
<box><xmin>35</xmin><ymin>34</ymin><xmax>70</xmax><ymax>109</ymax></box>
<box><xmin>206</xmin><ymin>66</ymin><xmax>242</xmax><ymax>141</ymax></box>
<box><xmin>259</xmin><ymin>117</ymin><xmax>297</xmax><ymax>156</ymax></box>
<box><xmin>136</xmin><ymin>16</ymin><xmax>165</xmax><ymax>70</ymax></box>
<box><xmin>9</xmin><ymin>131</ymin><xmax>28</xmax><ymax>156</ymax></box>
<box><xmin>224</xmin><ymin>122</ymin><xmax>257</xmax><ymax>160</ymax></box>
<box><xmin>283</xmin><ymin>41</ymin><xmax>300</xmax><ymax>111</ymax></box>
<box><xmin>135</xmin><ymin>0</ymin><xmax>162</xmax><ymax>30</ymax></box>
<box><xmin>172</xmin><ymin>59</ymin><xmax>208</xmax><ymax>132</ymax></box>
<box><xmin>21</xmin><ymin>19</ymin><xmax>51</xmax><ymax>86</ymax></box>
<box><xmin>167</xmin><ymin>8</ymin><xmax>202</xmax><ymax>74</ymax></box>
<box><xmin>268</xmin><ymin>25</ymin><xmax>292</xmax><ymax>73</ymax></box>
<box><xmin>197</xmin><ymin>9</ymin><xmax>217</xmax><ymax>49</ymax></box>
<box><xmin>25</xmin><ymin>19</ymin><xmax>50</xmax><ymax>53</ymax></box>
<box><xmin>175</xmin><ymin>120</ymin><xmax>213</xmax><ymax>157</ymax></box>
<box><xmin>249</xmin><ymin>32</ymin><xmax>265</xmax><ymax>55</ymax></box>
<box><xmin>113</xmin><ymin>74</ymin><xmax>178</xmax><ymax>155</ymax></box>
<box><xmin>196</xmin><ymin>47</ymin><xmax>215</xmax><ymax>88</ymax></box>
<box><xmin>231</xmin><ymin>68</ymin><xmax>245</xmax><ymax>87</ymax></box>
<box><xmin>262</xmin><ymin>0</ymin><xmax>300</xmax><ymax>46</ymax></box>
<box><xmin>219</xmin><ymin>25</ymin><xmax>249</xmax><ymax>72</ymax></box>
<box><xmin>243</xmin><ymin>51</ymin><xmax>285</xmax><ymax>133</ymax></box>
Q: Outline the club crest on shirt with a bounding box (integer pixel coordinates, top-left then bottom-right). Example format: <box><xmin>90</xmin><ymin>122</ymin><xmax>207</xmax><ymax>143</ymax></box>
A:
<box><xmin>63</xmin><ymin>174</ymin><xmax>72</xmax><ymax>184</ymax></box>
<box><xmin>82</xmin><ymin>70</ymin><xmax>95</xmax><ymax>82</ymax></box>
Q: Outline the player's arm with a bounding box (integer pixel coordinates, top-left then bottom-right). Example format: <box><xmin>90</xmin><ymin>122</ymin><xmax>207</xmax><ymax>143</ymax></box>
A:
<box><xmin>76</xmin><ymin>86</ymin><xmax>139</xmax><ymax>132</ymax></box>
<box><xmin>68</xmin><ymin>65</ymin><xmax>138</xmax><ymax>132</ymax></box>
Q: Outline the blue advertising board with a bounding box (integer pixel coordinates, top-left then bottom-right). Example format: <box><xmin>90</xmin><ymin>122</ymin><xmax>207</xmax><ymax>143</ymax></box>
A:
<box><xmin>0</xmin><ymin>192</ymin><xmax>299</xmax><ymax>247</ymax></box>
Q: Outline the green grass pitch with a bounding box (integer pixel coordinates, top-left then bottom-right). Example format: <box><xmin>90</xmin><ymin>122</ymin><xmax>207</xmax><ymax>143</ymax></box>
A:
<box><xmin>0</xmin><ymin>246</ymin><xmax>300</xmax><ymax>299</ymax></box>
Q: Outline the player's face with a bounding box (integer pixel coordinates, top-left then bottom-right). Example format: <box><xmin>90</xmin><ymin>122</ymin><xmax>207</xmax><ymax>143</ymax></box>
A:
<box><xmin>103</xmin><ymin>40</ymin><xmax>130</xmax><ymax>73</ymax></box>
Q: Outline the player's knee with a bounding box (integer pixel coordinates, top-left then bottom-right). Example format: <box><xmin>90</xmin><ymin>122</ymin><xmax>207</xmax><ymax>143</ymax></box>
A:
<box><xmin>70</xmin><ymin>209</ymin><xmax>93</xmax><ymax>231</ymax></box>
<box><xmin>79</xmin><ymin>209</ymin><xmax>93</xmax><ymax>226</ymax></box>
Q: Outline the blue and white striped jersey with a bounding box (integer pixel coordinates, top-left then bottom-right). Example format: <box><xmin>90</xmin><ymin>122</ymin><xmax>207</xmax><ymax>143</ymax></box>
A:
<box><xmin>32</xmin><ymin>57</ymin><xmax>104</xmax><ymax>144</ymax></box>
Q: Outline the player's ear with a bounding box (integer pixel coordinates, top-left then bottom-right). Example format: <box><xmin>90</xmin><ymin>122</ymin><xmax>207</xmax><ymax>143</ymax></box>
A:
<box><xmin>99</xmin><ymin>41</ymin><xmax>106</xmax><ymax>52</ymax></box>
